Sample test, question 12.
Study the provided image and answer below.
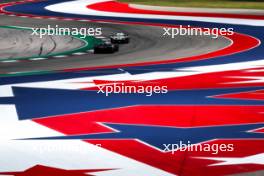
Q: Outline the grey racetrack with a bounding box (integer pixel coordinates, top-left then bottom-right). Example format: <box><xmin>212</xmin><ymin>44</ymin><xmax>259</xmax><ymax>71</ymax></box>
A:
<box><xmin>0</xmin><ymin>15</ymin><xmax>230</xmax><ymax>73</ymax></box>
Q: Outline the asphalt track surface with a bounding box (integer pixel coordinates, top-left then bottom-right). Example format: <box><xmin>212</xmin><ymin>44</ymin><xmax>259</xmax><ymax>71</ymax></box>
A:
<box><xmin>0</xmin><ymin>15</ymin><xmax>230</xmax><ymax>73</ymax></box>
<box><xmin>0</xmin><ymin>27</ymin><xmax>84</xmax><ymax>59</ymax></box>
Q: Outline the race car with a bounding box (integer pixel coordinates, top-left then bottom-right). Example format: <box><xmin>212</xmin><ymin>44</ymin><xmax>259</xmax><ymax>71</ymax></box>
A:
<box><xmin>110</xmin><ymin>32</ymin><xmax>130</xmax><ymax>44</ymax></box>
<box><xmin>101</xmin><ymin>37</ymin><xmax>119</xmax><ymax>49</ymax></box>
<box><xmin>94</xmin><ymin>42</ymin><xmax>119</xmax><ymax>54</ymax></box>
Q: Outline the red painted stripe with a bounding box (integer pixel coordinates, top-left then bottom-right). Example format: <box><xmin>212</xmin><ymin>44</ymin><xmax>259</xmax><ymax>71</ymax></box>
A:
<box><xmin>64</xmin><ymin>21</ymin><xmax>260</xmax><ymax>72</ymax></box>
<box><xmin>82</xmin><ymin>67</ymin><xmax>264</xmax><ymax>91</ymax></box>
<box><xmin>88</xmin><ymin>1</ymin><xmax>264</xmax><ymax>20</ymax></box>
<box><xmin>33</xmin><ymin>106</ymin><xmax>264</xmax><ymax>135</ymax></box>
<box><xmin>87</xmin><ymin>140</ymin><xmax>264</xmax><ymax>176</ymax></box>
<box><xmin>33</xmin><ymin>105</ymin><xmax>264</xmax><ymax>175</ymax></box>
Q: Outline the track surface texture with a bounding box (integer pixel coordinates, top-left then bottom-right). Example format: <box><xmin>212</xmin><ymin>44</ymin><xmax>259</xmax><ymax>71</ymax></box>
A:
<box><xmin>0</xmin><ymin>27</ymin><xmax>84</xmax><ymax>59</ymax></box>
<box><xmin>0</xmin><ymin>15</ymin><xmax>230</xmax><ymax>72</ymax></box>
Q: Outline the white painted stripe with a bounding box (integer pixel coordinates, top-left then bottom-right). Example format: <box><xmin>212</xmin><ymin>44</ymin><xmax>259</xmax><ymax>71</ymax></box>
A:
<box><xmin>72</xmin><ymin>52</ymin><xmax>87</xmax><ymax>55</ymax></box>
<box><xmin>4</xmin><ymin>59</ymin><xmax>264</xmax><ymax>90</ymax></box>
<box><xmin>45</xmin><ymin>0</ymin><xmax>264</xmax><ymax>26</ymax></box>
<box><xmin>8</xmin><ymin>25</ymin><xmax>32</xmax><ymax>29</ymax></box>
<box><xmin>29</xmin><ymin>57</ymin><xmax>48</xmax><ymax>61</ymax></box>
<box><xmin>87</xmin><ymin>49</ymin><xmax>94</xmax><ymax>53</ymax></box>
<box><xmin>1</xmin><ymin>60</ymin><xmax>18</xmax><ymax>63</ymax></box>
<box><xmin>0</xmin><ymin>105</ymin><xmax>173</xmax><ymax>175</ymax></box>
<box><xmin>53</xmin><ymin>55</ymin><xmax>68</xmax><ymax>58</ymax></box>
<box><xmin>130</xmin><ymin>4</ymin><xmax>264</xmax><ymax>14</ymax></box>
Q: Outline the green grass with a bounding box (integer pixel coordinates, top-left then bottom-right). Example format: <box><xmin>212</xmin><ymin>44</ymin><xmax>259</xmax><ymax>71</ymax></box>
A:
<box><xmin>119</xmin><ymin>0</ymin><xmax>264</xmax><ymax>9</ymax></box>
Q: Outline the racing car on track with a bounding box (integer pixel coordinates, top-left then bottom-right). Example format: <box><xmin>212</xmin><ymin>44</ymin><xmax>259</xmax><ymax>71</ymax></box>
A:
<box><xmin>101</xmin><ymin>37</ymin><xmax>118</xmax><ymax>47</ymax></box>
<box><xmin>110</xmin><ymin>32</ymin><xmax>130</xmax><ymax>44</ymax></box>
<box><xmin>94</xmin><ymin>40</ymin><xmax>119</xmax><ymax>54</ymax></box>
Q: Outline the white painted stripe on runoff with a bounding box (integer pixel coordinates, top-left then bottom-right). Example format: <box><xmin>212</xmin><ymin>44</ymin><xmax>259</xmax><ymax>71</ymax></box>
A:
<box><xmin>0</xmin><ymin>105</ymin><xmax>173</xmax><ymax>176</ymax></box>
<box><xmin>29</xmin><ymin>57</ymin><xmax>48</xmax><ymax>61</ymax></box>
<box><xmin>72</xmin><ymin>52</ymin><xmax>87</xmax><ymax>55</ymax></box>
<box><xmin>0</xmin><ymin>86</ymin><xmax>14</xmax><ymax>97</ymax></box>
<box><xmin>130</xmin><ymin>4</ymin><xmax>264</xmax><ymax>14</ymax></box>
<box><xmin>45</xmin><ymin>0</ymin><xmax>264</xmax><ymax>26</ymax></box>
<box><xmin>1</xmin><ymin>60</ymin><xmax>18</xmax><ymax>63</ymax></box>
<box><xmin>87</xmin><ymin>49</ymin><xmax>94</xmax><ymax>53</ymax></box>
<box><xmin>0</xmin><ymin>105</ymin><xmax>62</xmax><ymax>139</ymax></box>
<box><xmin>226</xmin><ymin>76</ymin><xmax>264</xmax><ymax>84</ymax></box>
<box><xmin>53</xmin><ymin>55</ymin><xmax>68</xmax><ymax>58</ymax></box>
<box><xmin>195</xmin><ymin>153</ymin><xmax>264</xmax><ymax>166</ymax></box>
<box><xmin>8</xmin><ymin>25</ymin><xmax>33</xmax><ymax>29</ymax></box>
<box><xmin>1</xmin><ymin>59</ymin><xmax>264</xmax><ymax>92</ymax></box>
<box><xmin>246</xmin><ymin>68</ymin><xmax>264</xmax><ymax>72</ymax></box>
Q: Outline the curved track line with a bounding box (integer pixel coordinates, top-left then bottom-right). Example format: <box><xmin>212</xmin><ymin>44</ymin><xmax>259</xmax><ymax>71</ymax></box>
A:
<box><xmin>0</xmin><ymin>0</ymin><xmax>261</xmax><ymax>71</ymax></box>
<box><xmin>62</xmin><ymin>20</ymin><xmax>260</xmax><ymax>71</ymax></box>
<box><xmin>87</xmin><ymin>0</ymin><xmax>264</xmax><ymax>20</ymax></box>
